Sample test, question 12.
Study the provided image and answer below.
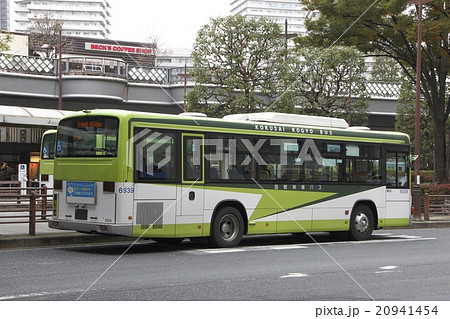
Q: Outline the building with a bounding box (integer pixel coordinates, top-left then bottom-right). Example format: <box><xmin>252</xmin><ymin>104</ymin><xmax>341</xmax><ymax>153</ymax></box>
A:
<box><xmin>0</xmin><ymin>0</ymin><xmax>9</xmax><ymax>30</ymax></box>
<box><xmin>11</xmin><ymin>0</ymin><xmax>111</xmax><ymax>39</ymax></box>
<box><xmin>230</xmin><ymin>0</ymin><xmax>314</xmax><ymax>41</ymax></box>
<box><xmin>155</xmin><ymin>47</ymin><xmax>192</xmax><ymax>68</ymax></box>
<box><xmin>0</xmin><ymin>105</ymin><xmax>73</xmax><ymax>182</ymax></box>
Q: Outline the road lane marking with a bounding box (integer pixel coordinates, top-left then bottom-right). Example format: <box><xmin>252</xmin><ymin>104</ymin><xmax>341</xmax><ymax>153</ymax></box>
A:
<box><xmin>279</xmin><ymin>273</ymin><xmax>309</xmax><ymax>279</ymax></box>
<box><xmin>0</xmin><ymin>288</ymin><xmax>86</xmax><ymax>301</ymax></box>
<box><xmin>376</xmin><ymin>265</ymin><xmax>400</xmax><ymax>274</ymax></box>
<box><xmin>185</xmin><ymin>235</ymin><xmax>436</xmax><ymax>255</ymax></box>
<box><xmin>191</xmin><ymin>244</ymin><xmax>309</xmax><ymax>254</ymax></box>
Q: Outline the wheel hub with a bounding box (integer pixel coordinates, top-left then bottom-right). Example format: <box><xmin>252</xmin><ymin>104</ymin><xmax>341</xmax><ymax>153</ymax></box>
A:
<box><xmin>355</xmin><ymin>213</ymin><xmax>369</xmax><ymax>233</ymax></box>
<box><xmin>219</xmin><ymin>214</ymin><xmax>238</xmax><ymax>241</ymax></box>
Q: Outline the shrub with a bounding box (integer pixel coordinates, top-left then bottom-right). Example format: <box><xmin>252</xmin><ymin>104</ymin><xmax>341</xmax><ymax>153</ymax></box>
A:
<box><xmin>420</xmin><ymin>171</ymin><xmax>434</xmax><ymax>184</ymax></box>
<box><xmin>421</xmin><ymin>183</ymin><xmax>450</xmax><ymax>195</ymax></box>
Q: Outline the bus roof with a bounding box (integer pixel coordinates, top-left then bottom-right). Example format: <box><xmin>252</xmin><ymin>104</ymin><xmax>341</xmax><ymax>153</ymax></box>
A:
<box><xmin>59</xmin><ymin>109</ymin><xmax>410</xmax><ymax>145</ymax></box>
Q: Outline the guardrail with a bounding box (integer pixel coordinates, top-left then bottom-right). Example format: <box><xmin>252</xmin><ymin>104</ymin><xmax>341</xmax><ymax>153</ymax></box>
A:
<box><xmin>424</xmin><ymin>194</ymin><xmax>450</xmax><ymax>221</ymax></box>
<box><xmin>0</xmin><ymin>186</ymin><xmax>53</xmax><ymax>236</ymax></box>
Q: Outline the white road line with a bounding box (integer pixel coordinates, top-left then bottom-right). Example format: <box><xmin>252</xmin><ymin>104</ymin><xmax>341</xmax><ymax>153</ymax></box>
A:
<box><xmin>379</xmin><ymin>265</ymin><xmax>398</xmax><ymax>270</ymax></box>
<box><xmin>185</xmin><ymin>235</ymin><xmax>436</xmax><ymax>255</ymax></box>
<box><xmin>279</xmin><ymin>273</ymin><xmax>309</xmax><ymax>279</ymax></box>
<box><xmin>376</xmin><ymin>265</ymin><xmax>400</xmax><ymax>274</ymax></box>
<box><xmin>0</xmin><ymin>288</ymin><xmax>86</xmax><ymax>301</ymax></box>
<box><xmin>192</xmin><ymin>244</ymin><xmax>309</xmax><ymax>254</ymax></box>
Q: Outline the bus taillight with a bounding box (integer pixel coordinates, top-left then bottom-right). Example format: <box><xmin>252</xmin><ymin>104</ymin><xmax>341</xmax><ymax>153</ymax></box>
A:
<box><xmin>41</xmin><ymin>174</ymin><xmax>49</xmax><ymax>182</ymax></box>
<box><xmin>54</xmin><ymin>180</ymin><xmax>62</xmax><ymax>190</ymax></box>
<box><xmin>103</xmin><ymin>181</ymin><xmax>115</xmax><ymax>192</ymax></box>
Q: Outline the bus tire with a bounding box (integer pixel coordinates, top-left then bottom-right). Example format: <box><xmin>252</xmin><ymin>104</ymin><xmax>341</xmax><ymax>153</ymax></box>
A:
<box><xmin>209</xmin><ymin>207</ymin><xmax>244</xmax><ymax>248</ymax></box>
<box><xmin>348</xmin><ymin>204</ymin><xmax>374</xmax><ymax>241</ymax></box>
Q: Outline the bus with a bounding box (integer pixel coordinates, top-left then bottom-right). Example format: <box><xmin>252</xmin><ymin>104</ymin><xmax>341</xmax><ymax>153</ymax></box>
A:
<box><xmin>39</xmin><ymin>129</ymin><xmax>57</xmax><ymax>191</ymax></box>
<box><xmin>49</xmin><ymin>110</ymin><xmax>411</xmax><ymax>247</ymax></box>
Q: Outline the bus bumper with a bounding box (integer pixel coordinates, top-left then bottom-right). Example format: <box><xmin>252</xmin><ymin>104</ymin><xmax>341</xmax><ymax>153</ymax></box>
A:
<box><xmin>48</xmin><ymin>219</ymin><xmax>133</xmax><ymax>237</ymax></box>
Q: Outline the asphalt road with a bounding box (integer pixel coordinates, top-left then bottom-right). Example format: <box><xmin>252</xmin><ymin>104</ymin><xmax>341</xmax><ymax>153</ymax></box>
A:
<box><xmin>1</xmin><ymin>228</ymin><xmax>449</xmax><ymax>301</ymax></box>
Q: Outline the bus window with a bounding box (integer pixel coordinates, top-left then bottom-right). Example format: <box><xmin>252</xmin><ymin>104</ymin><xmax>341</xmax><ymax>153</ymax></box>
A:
<box><xmin>57</xmin><ymin>116</ymin><xmax>118</xmax><ymax>158</ymax></box>
<box><xmin>183</xmin><ymin>135</ymin><xmax>203</xmax><ymax>182</ymax></box>
<box><xmin>135</xmin><ymin>128</ymin><xmax>177</xmax><ymax>181</ymax></box>
<box><xmin>345</xmin><ymin>144</ymin><xmax>381</xmax><ymax>183</ymax></box>
<box><xmin>41</xmin><ymin>132</ymin><xmax>56</xmax><ymax>159</ymax></box>
<box><xmin>386</xmin><ymin>152</ymin><xmax>409</xmax><ymax>188</ymax></box>
<box><xmin>205</xmin><ymin>136</ymin><xmax>256</xmax><ymax>181</ymax></box>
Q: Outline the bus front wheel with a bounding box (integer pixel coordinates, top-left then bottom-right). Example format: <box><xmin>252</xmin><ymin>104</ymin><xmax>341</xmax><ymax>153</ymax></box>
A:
<box><xmin>348</xmin><ymin>204</ymin><xmax>374</xmax><ymax>241</ymax></box>
<box><xmin>209</xmin><ymin>207</ymin><xmax>244</xmax><ymax>248</ymax></box>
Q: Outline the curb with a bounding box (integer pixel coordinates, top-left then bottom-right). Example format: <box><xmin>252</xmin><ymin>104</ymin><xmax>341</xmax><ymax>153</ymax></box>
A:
<box><xmin>0</xmin><ymin>232</ymin><xmax>133</xmax><ymax>250</ymax></box>
<box><xmin>409</xmin><ymin>221</ymin><xmax>450</xmax><ymax>229</ymax></box>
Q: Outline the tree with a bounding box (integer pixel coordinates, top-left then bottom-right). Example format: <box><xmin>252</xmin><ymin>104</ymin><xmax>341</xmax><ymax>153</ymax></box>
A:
<box><xmin>28</xmin><ymin>13</ymin><xmax>70</xmax><ymax>58</ymax></box>
<box><xmin>186</xmin><ymin>15</ymin><xmax>290</xmax><ymax>117</ymax></box>
<box><xmin>396</xmin><ymin>80</ymin><xmax>435</xmax><ymax>170</ymax></box>
<box><xmin>289</xmin><ymin>46</ymin><xmax>369</xmax><ymax>125</ymax></box>
<box><xmin>145</xmin><ymin>34</ymin><xmax>173</xmax><ymax>67</ymax></box>
<box><xmin>0</xmin><ymin>33</ymin><xmax>11</xmax><ymax>53</ymax></box>
<box><xmin>298</xmin><ymin>0</ymin><xmax>450</xmax><ymax>183</ymax></box>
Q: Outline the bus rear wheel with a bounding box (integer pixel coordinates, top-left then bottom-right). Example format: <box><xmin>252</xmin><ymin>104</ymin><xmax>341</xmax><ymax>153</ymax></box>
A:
<box><xmin>209</xmin><ymin>207</ymin><xmax>244</xmax><ymax>248</ymax></box>
<box><xmin>348</xmin><ymin>204</ymin><xmax>374</xmax><ymax>241</ymax></box>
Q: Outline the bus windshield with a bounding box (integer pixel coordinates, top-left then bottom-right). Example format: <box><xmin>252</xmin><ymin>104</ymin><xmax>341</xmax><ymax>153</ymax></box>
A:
<box><xmin>41</xmin><ymin>131</ymin><xmax>56</xmax><ymax>159</ymax></box>
<box><xmin>56</xmin><ymin>116</ymin><xmax>119</xmax><ymax>158</ymax></box>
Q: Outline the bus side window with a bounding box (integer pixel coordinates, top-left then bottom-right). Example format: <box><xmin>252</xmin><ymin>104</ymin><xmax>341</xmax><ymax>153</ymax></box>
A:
<box><xmin>183</xmin><ymin>136</ymin><xmax>203</xmax><ymax>182</ymax></box>
<box><xmin>135</xmin><ymin>128</ymin><xmax>177</xmax><ymax>181</ymax></box>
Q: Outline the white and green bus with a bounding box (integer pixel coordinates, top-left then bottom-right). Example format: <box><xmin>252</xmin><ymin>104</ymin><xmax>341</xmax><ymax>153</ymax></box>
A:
<box><xmin>49</xmin><ymin>110</ymin><xmax>411</xmax><ymax>247</ymax></box>
<box><xmin>39</xmin><ymin>129</ymin><xmax>57</xmax><ymax>191</ymax></box>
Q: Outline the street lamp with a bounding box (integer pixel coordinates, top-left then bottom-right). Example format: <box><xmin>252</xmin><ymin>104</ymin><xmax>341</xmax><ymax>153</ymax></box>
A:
<box><xmin>53</xmin><ymin>30</ymin><xmax>65</xmax><ymax>110</ymax></box>
<box><xmin>407</xmin><ymin>0</ymin><xmax>433</xmax><ymax>220</ymax></box>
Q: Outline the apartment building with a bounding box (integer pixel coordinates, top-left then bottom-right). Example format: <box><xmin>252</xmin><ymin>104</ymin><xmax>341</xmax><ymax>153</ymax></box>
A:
<box><xmin>12</xmin><ymin>0</ymin><xmax>111</xmax><ymax>39</ymax></box>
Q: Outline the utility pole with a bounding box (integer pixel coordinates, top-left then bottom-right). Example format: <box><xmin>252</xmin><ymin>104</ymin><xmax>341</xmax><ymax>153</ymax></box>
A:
<box><xmin>52</xmin><ymin>30</ymin><xmax>65</xmax><ymax>110</ymax></box>
<box><xmin>408</xmin><ymin>0</ymin><xmax>433</xmax><ymax>220</ymax></box>
<box><xmin>281</xmin><ymin>19</ymin><xmax>297</xmax><ymax>61</ymax></box>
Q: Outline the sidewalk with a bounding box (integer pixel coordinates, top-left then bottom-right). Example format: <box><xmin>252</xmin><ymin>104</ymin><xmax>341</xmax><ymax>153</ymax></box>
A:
<box><xmin>1</xmin><ymin>217</ymin><xmax>450</xmax><ymax>250</ymax></box>
<box><xmin>0</xmin><ymin>222</ymin><xmax>132</xmax><ymax>249</ymax></box>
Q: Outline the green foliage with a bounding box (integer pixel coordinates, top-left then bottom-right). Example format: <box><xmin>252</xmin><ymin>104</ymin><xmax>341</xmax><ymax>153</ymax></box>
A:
<box><xmin>288</xmin><ymin>46</ymin><xmax>369</xmax><ymax>125</ymax></box>
<box><xmin>0</xmin><ymin>33</ymin><xmax>11</xmax><ymax>53</ymax></box>
<box><xmin>187</xmin><ymin>15</ymin><xmax>290</xmax><ymax>117</ymax></box>
<box><xmin>395</xmin><ymin>80</ymin><xmax>435</xmax><ymax>169</ymax></box>
<box><xmin>298</xmin><ymin>0</ymin><xmax>450</xmax><ymax>183</ymax></box>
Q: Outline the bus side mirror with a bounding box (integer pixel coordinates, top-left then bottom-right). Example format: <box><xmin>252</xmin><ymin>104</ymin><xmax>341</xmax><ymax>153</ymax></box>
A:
<box><xmin>407</xmin><ymin>154</ymin><xmax>419</xmax><ymax>168</ymax></box>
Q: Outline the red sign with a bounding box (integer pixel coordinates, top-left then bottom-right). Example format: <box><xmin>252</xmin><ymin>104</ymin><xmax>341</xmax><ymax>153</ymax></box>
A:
<box><xmin>77</xmin><ymin>121</ymin><xmax>103</xmax><ymax>129</ymax></box>
<box><xmin>85</xmin><ymin>42</ymin><xmax>153</xmax><ymax>55</ymax></box>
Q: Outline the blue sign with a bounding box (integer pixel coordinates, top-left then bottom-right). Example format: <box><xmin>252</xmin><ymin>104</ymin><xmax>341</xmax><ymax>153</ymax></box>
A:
<box><xmin>56</xmin><ymin>140</ymin><xmax>62</xmax><ymax>155</ymax></box>
<box><xmin>67</xmin><ymin>181</ymin><xmax>95</xmax><ymax>199</ymax></box>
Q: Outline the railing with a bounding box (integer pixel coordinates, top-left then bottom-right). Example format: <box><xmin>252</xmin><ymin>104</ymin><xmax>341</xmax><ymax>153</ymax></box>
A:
<box><xmin>0</xmin><ymin>186</ymin><xmax>53</xmax><ymax>236</ymax></box>
<box><xmin>0</xmin><ymin>54</ymin><xmax>55</xmax><ymax>75</ymax></box>
<box><xmin>0</xmin><ymin>54</ymin><xmax>402</xmax><ymax>97</ymax></box>
<box><xmin>0</xmin><ymin>53</ymin><xmax>189</xmax><ymax>84</ymax></box>
<box><xmin>424</xmin><ymin>194</ymin><xmax>450</xmax><ymax>221</ymax></box>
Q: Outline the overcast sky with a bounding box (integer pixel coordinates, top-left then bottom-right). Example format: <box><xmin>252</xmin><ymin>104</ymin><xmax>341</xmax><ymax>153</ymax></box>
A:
<box><xmin>109</xmin><ymin>0</ymin><xmax>232</xmax><ymax>49</ymax></box>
